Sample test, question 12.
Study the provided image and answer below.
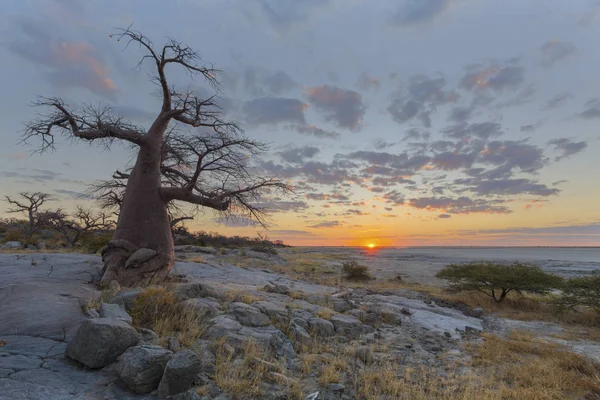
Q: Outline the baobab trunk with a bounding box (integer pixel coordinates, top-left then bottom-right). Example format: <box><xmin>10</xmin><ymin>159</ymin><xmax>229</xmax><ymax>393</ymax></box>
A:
<box><xmin>101</xmin><ymin>122</ymin><xmax>174</xmax><ymax>287</ymax></box>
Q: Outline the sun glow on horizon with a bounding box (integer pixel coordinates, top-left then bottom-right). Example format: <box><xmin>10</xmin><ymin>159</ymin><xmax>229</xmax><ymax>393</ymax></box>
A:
<box><xmin>367</xmin><ymin>243</ymin><xmax>376</xmax><ymax>249</ymax></box>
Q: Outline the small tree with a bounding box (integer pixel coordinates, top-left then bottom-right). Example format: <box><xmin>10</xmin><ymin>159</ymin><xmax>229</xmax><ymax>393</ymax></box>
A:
<box><xmin>435</xmin><ymin>261</ymin><xmax>563</xmax><ymax>303</ymax></box>
<box><xmin>554</xmin><ymin>275</ymin><xmax>600</xmax><ymax>312</ymax></box>
<box><xmin>341</xmin><ymin>260</ymin><xmax>372</xmax><ymax>281</ymax></box>
<box><xmin>4</xmin><ymin>192</ymin><xmax>51</xmax><ymax>239</ymax></box>
<box><xmin>41</xmin><ymin>206</ymin><xmax>114</xmax><ymax>247</ymax></box>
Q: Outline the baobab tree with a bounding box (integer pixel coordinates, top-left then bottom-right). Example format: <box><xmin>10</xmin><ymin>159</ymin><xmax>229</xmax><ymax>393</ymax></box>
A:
<box><xmin>4</xmin><ymin>192</ymin><xmax>51</xmax><ymax>239</ymax></box>
<box><xmin>21</xmin><ymin>28</ymin><xmax>291</xmax><ymax>286</ymax></box>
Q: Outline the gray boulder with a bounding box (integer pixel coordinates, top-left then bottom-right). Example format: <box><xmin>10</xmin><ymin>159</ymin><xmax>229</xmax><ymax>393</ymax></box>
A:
<box><xmin>65</xmin><ymin>318</ymin><xmax>140</xmax><ymax>368</ymax></box>
<box><xmin>204</xmin><ymin>316</ymin><xmax>242</xmax><ymax>339</ymax></box>
<box><xmin>138</xmin><ymin>328</ymin><xmax>159</xmax><ymax>345</ymax></box>
<box><xmin>182</xmin><ymin>298</ymin><xmax>222</xmax><ymax>319</ymax></box>
<box><xmin>35</xmin><ymin>242</ymin><xmax>46</xmax><ymax>250</ymax></box>
<box><xmin>173</xmin><ymin>282</ymin><xmax>224</xmax><ymax>301</ymax></box>
<box><xmin>116</xmin><ymin>345</ymin><xmax>173</xmax><ymax>394</ymax></box>
<box><xmin>263</xmin><ymin>284</ymin><xmax>290</xmax><ymax>295</ymax></box>
<box><xmin>125</xmin><ymin>248</ymin><xmax>158</xmax><ymax>268</ymax></box>
<box><xmin>0</xmin><ymin>241</ymin><xmax>22</xmax><ymax>250</ymax></box>
<box><xmin>307</xmin><ymin>318</ymin><xmax>335</xmax><ymax>337</ymax></box>
<box><xmin>230</xmin><ymin>302</ymin><xmax>271</xmax><ymax>327</ymax></box>
<box><xmin>110</xmin><ymin>288</ymin><xmax>143</xmax><ymax>311</ymax></box>
<box><xmin>290</xmin><ymin>323</ymin><xmax>311</xmax><ymax>345</ymax></box>
<box><xmin>99</xmin><ymin>303</ymin><xmax>133</xmax><ymax>324</ymax></box>
<box><xmin>157</xmin><ymin>350</ymin><xmax>202</xmax><ymax>398</ymax></box>
<box><xmin>330</xmin><ymin>314</ymin><xmax>362</xmax><ymax>336</ymax></box>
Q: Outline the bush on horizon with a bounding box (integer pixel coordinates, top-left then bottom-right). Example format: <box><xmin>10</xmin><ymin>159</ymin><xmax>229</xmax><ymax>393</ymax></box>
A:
<box><xmin>341</xmin><ymin>260</ymin><xmax>373</xmax><ymax>281</ymax></box>
<box><xmin>435</xmin><ymin>261</ymin><xmax>563</xmax><ymax>303</ymax></box>
<box><xmin>554</xmin><ymin>275</ymin><xmax>600</xmax><ymax>313</ymax></box>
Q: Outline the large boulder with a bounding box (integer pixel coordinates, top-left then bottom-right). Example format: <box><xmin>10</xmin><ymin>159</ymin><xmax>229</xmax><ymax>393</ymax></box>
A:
<box><xmin>0</xmin><ymin>241</ymin><xmax>22</xmax><ymax>250</ymax></box>
<box><xmin>65</xmin><ymin>318</ymin><xmax>140</xmax><ymax>369</ymax></box>
<box><xmin>182</xmin><ymin>298</ymin><xmax>222</xmax><ymax>320</ymax></box>
<box><xmin>329</xmin><ymin>314</ymin><xmax>362</xmax><ymax>336</ymax></box>
<box><xmin>116</xmin><ymin>345</ymin><xmax>173</xmax><ymax>394</ymax></box>
<box><xmin>307</xmin><ymin>318</ymin><xmax>335</xmax><ymax>338</ymax></box>
<box><xmin>99</xmin><ymin>303</ymin><xmax>133</xmax><ymax>324</ymax></box>
<box><xmin>125</xmin><ymin>248</ymin><xmax>158</xmax><ymax>268</ymax></box>
<box><xmin>230</xmin><ymin>302</ymin><xmax>271</xmax><ymax>327</ymax></box>
<box><xmin>157</xmin><ymin>350</ymin><xmax>203</xmax><ymax>398</ymax></box>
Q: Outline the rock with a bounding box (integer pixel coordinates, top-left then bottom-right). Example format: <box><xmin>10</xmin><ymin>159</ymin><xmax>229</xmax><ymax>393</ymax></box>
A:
<box><xmin>110</xmin><ymin>288</ymin><xmax>143</xmax><ymax>311</ymax></box>
<box><xmin>158</xmin><ymin>349</ymin><xmax>203</xmax><ymax>398</ymax></box>
<box><xmin>85</xmin><ymin>309</ymin><xmax>100</xmax><ymax>318</ymax></box>
<box><xmin>230</xmin><ymin>302</ymin><xmax>271</xmax><ymax>327</ymax></box>
<box><xmin>125</xmin><ymin>248</ymin><xmax>158</xmax><ymax>268</ymax></box>
<box><xmin>0</xmin><ymin>241</ymin><xmax>22</xmax><ymax>250</ymax></box>
<box><xmin>99</xmin><ymin>303</ymin><xmax>133</xmax><ymax>324</ymax></box>
<box><xmin>172</xmin><ymin>388</ymin><xmax>203</xmax><ymax>400</ymax></box>
<box><xmin>331</xmin><ymin>299</ymin><xmax>353</xmax><ymax>313</ymax></box>
<box><xmin>253</xmin><ymin>301</ymin><xmax>288</xmax><ymax>320</ymax></box>
<box><xmin>328</xmin><ymin>383</ymin><xmax>345</xmax><ymax>392</ymax></box>
<box><xmin>0</xmin><ymin>335</ymin><xmax>66</xmax><ymax>358</ymax></box>
<box><xmin>329</xmin><ymin>314</ymin><xmax>361</xmax><ymax>335</ymax></box>
<box><xmin>204</xmin><ymin>316</ymin><xmax>242</xmax><ymax>339</ymax></box>
<box><xmin>356</xmin><ymin>346</ymin><xmax>373</xmax><ymax>365</ymax></box>
<box><xmin>173</xmin><ymin>282</ymin><xmax>224</xmax><ymax>301</ymax></box>
<box><xmin>138</xmin><ymin>328</ymin><xmax>159</xmax><ymax>345</ymax></box>
<box><xmin>400</xmin><ymin>307</ymin><xmax>412</xmax><ymax>315</ymax></box>
<box><xmin>0</xmin><ymin>369</ymin><xmax>13</xmax><ymax>378</ymax></box>
<box><xmin>307</xmin><ymin>318</ymin><xmax>335</xmax><ymax>338</ymax></box>
<box><xmin>470</xmin><ymin>308</ymin><xmax>484</xmax><ymax>318</ymax></box>
<box><xmin>116</xmin><ymin>345</ymin><xmax>173</xmax><ymax>394</ymax></box>
<box><xmin>194</xmin><ymin>340</ymin><xmax>217</xmax><ymax>376</ymax></box>
<box><xmin>174</xmin><ymin>245</ymin><xmax>219</xmax><ymax>255</ymax></box>
<box><xmin>35</xmin><ymin>242</ymin><xmax>46</xmax><ymax>250</ymax></box>
<box><xmin>25</xmin><ymin>244</ymin><xmax>36</xmax><ymax>250</ymax></box>
<box><xmin>166</xmin><ymin>337</ymin><xmax>181</xmax><ymax>352</ymax></box>
<box><xmin>292</xmin><ymin>317</ymin><xmax>309</xmax><ymax>331</ymax></box>
<box><xmin>0</xmin><ymin>283</ymin><xmax>92</xmax><ymax>341</ymax></box>
<box><xmin>109</xmin><ymin>280</ymin><xmax>121</xmax><ymax>292</ymax></box>
<box><xmin>0</xmin><ymin>378</ymin><xmax>71</xmax><ymax>400</ymax></box>
<box><xmin>65</xmin><ymin>318</ymin><xmax>140</xmax><ymax>369</ymax></box>
<box><xmin>290</xmin><ymin>323</ymin><xmax>312</xmax><ymax>345</ymax></box>
<box><xmin>0</xmin><ymin>355</ymin><xmax>42</xmax><ymax>371</ymax></box>
<box><xmin>222</xmin><ymin>326</ymin><xmax>296</xmax><ymax>361</ymax></box>
<box><xmin>183</xmin><ymin>298</ymin><xmax>222</xmax><ymax>319</ymax></box>
<box><xmin>347</xmin><ymin>309</ymin><xmax>366</xmax><ymax>321</ymax></box>
<box><xmin>263</xmin><ymin>284</ymin><xmax>290</xmax><ymax>295</ymax></box>
<box><xmin>465</xmin><ymin>326</ymin><xmax>482</xmax><ymax>335</ymax></box>
<box><xmin>9</xmin><ymin>368</ymin><xmax>77</xmax><ymax>394</ymax></box>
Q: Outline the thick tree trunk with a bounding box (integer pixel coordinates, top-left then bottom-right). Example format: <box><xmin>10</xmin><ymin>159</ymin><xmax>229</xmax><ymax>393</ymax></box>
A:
<box><xmin>100</xmin><ymin>120</ymin><xmax>174</xmax><ymax>287</ymax></box>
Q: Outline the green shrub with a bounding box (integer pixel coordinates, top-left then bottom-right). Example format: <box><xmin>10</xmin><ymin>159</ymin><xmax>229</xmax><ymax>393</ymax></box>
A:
<box><xmin>435</xmin><ymin>262</ymin><xmax>563</xmax><ymax>303</ymax></box>
<box><xmin>78</xmin><ymin>232</ymin><xmax>112</xmax><ymax>254</ymax></box>
<box><xmin>250</xmin><ymin>245</ymin><xmax>278</xmax><ymax>255</ymax></box>
<box><xmin>341</xmin><ymin>260</ymin><xmax>372</xmax><ymax>281</ymax></box>
<box><xmin>554</xmin><ymin>275</ymin><xmax>600</xmax><ymax>312</ymax></box>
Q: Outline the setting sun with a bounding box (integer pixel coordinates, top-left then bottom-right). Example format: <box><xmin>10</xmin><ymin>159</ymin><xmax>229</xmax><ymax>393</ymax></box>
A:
<box><xmin>367</xmin><ymin>243</ymin><xmax>376</xmax><ymax>249</ymax></box>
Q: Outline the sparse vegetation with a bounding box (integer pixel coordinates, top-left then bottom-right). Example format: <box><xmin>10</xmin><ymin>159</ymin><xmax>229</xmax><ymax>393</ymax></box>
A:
<box><xmin>555</xmin><ymin>275</ymin><xmax>600</xmax><ymax>313</ymax></box>
<box><xmin>435</xmin><ymin>261</ymin><xmax>563</xmax><ymax>302</ymax></box>
<box><xmin>341</xmin><ymin>259</ymin><xmax>373</xmax><ymax>281</ymax></box>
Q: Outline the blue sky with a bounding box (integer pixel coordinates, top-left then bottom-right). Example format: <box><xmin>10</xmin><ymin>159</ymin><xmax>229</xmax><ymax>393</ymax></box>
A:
<box><xmin>1</xmin><ymin>0</ymin><xmax>599</xmax><ymax>246</ymax></box>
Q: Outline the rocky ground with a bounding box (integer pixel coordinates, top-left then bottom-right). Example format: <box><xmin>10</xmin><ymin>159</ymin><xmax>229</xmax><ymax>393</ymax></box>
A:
<box><xmin>0</xmin><ymin>247</ymin><xmax>598</xmax><ymax>399</ymax></box>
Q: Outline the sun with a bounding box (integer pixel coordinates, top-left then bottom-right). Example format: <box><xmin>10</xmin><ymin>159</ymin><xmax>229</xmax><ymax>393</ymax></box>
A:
<box><xmin>367</xmin><ymin>243</ymin><xmax>376</xmax><ymax>249</ymax></box>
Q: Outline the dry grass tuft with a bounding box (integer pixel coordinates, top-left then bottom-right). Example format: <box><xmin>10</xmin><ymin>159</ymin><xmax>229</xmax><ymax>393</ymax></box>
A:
<box><xmin>129</xmin><ymin>287</ymin><xmax>208</xmax><ymax>346</ymax></box>
<box><xmin>224</xmin><ymin>290</ymin><xmax>263</xmax><ymax>305</ymax></box>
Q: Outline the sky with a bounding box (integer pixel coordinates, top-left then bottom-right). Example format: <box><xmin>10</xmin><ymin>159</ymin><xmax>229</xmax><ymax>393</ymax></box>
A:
<box><xmin>1</xmin><ymin>0</ymin><xmax>599</xmax><ymax>247</ymax></box>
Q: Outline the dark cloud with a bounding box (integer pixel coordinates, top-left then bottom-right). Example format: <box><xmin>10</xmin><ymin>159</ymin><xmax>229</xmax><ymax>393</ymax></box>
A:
<box><xmin>305</xmin><ymin>193</ymin><xmax>349</xmax><ymax>201</ymax></box>
<box><xmin>520</xmin><ymin>124</ymin><xmax>537</xmax><ymax>132</ymax></box>
<box><xmin>260</xmin><ymin>159</ymin><xmax>358</xmax><ymax>186</ymax></box>
<box><xmin>431</xmin><ymin>152</ymin><xmax>477</xmax><ymax>170</ymax></box>
<box><xmin>438</xmin><ymin>214</ymin><xmax>451</xmax><ymax>219</ymax></box>
<box><xmin>473</xmin><ymin>179</ymin><xmax>559</xmax><ymax>197</ymax></box>
<box><xmin>2</xmin><ymin>168</ymin><xmax>62</xmax><ymax>182</ymax></box>
<box><xmin>544</xmin><ymin>92</ymin><xmax>573</xmax><ymax>110</ymax></box>
<box><xmin>383</xmin><ymin>190</ymin><xmax>405</xmax><ymax>205</ymax></box>
<box><xmin>291</xmin><ymin>124</ymin><xmax>341</xmax><ymax>139</ymax></box>
<box><xmin>577</xmin><ymin>98</ymin><xmax>600</xmax><ymax>119</ymax></box>
<box><xmin>8</xmin><ymin>18</ymin><xmax>118</xmax><ymax>100</ymax></box>
<box><xmin>258</xmin><ymin>199</ymin><xmax>309</xmax><ymax>213</ymax></box>
<box><xmin>443</xmin><ymin>121</ymin><xmax>503</xmax><ymax>140</ymax></box>
<box><xmin>243</xmin><ymin>97</ymin><xmax>307</xmax><ymax>126</ymax></box>
<box><xmin>548</xmin><ymin>138</ymin><xmax>587</xmax><ymax>161</ymax></box>
<box><xmin>391</xmin><ymin>0</ymin><xmax>452</xmax><ymax>27</ymax></box>
<box><xmin>278</xmin><ymin>146</ymin><xmax>320</xmax><ymax>164</ymax></box>
<box><xmin>243</xmin><ymin>67</ymin><xmax>297</xmax><ymax>96</ymax></box>
<box><xmin>460</xmin><ymin>63</ymin><xmax>524</xmax><ymax>93</ymax></box>
<box><xmin>373</xmin><ymin>140</ymin><xmax>397</xmax><ymax>149</ymax></box>
<box><xmin>408</xmin><ymin>196</ymin><xmax>511</xmax><ymax>214</ymax></box>
<box><xmin>540</xmin><ymin>40</ymin><xmax>577</xmax><ymax>67</ymax></box>
<box><xmin>448</xmin><ymin>106</ymin><xmax>474</xmax><ymax>123</ymax></box>
<box><xmin>356</xmin><ymin>73</ymin><xmax>381</xmax><ymax>92</ymax></box>
<box><xmin>54</xmin><ymin>189</ymin><xmax>92</xmax><ymax>199</ymax></box>
<box><xmin>252</xmin><ymin>0</ymin><xmax>331</xmax><ymax>33</ymax></box>
<box><xmin>478</xmin><ymin>140</ymin><xmax>546</xmax><ymax>174</ymax></box>
<box><xmin>306</xmin><ymin>85</ymin><xmax>366</xmax><ymax>130</ymax></box>
<box><xmin>308</xmin><ymin>220</ymin><xmax>341</xmax><ymax>228</ymax></box>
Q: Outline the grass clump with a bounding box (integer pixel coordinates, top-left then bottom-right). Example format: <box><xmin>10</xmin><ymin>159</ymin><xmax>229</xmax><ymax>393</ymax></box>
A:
<box><xmin>436</xmin><ymin>261</ymin><xmax>563</xmax><ymax>303</ymax></box>
<box><xmin>341</xmin><ymin>260</ymin><xmax>372</xmax><ymax>281</ymax></box>
<box><xmin>129</xmin><ymin>287</ymin><xmax>208</xmax><ymax>346</ymax></box>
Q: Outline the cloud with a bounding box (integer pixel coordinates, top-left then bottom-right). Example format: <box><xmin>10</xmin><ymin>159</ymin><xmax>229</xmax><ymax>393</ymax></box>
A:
<box><xmin>278</xmin><ymin>146</ymin><xmax>320</xmax><ymax>164</ymax></box>
<box><xmin>258</xmin><ymin>199</ymin><xmax>309</xmax><ymax>213</ymax></box>
<box><xmin>408</xmin><ymin>196</ymin><xmax>511</xmax><ymax>214</ymax></box>
<box><xmin>460</xmin><ymin>63</ymin><xmax>524</xmax><ymax>93</ymax></box>
<box><xmin>305</xmin><ymin>85</ymin><xmax>366</xmax><ymax>130</ymax></box>
<box><xmin>8</xmin><ymin>18</ymin><xmax>117</xmax><ymax>100</ymax></box>
<box><xmin>473</xmin><ymin>179</ymin><xmax>559</xmax><ymax>197</ymax></box>
<box><xmin>356</xmin><ymin>73</ymin><xmax>381</xmax><ymax>92</ymax></box>
<box><xmin>54</xmin><ymin>189</ymin><xmax>92</xmax><ymax>199</ymax></box>
<box><xmin>305</xmin><ymin>193</ymin><xmax>350</xmax><ymax>201</ymax></box>
<box><xmin>548</xmin><ymin>138</ymin><xmax>587</xmax><ymax>161</ymax></box>
<box><xmin>540</xmin><ymin>40</ymin><xmax>577</xmax><ymax>67</ymax></box>
<box><xmin>438</xmin><ymin>213</ymin><xmax>452</xmax><ymax>219</ymax></box>
<box><xmin>269</xmin><ymin>229</ymin><xmax>318</xmax><ymax>237</ymax></box>
<box><xmin>2</xmin><ymin>168</ymin><xmax>62</xmax><ymax>182</ymax></box>
<box><xmin>544</xmin><ymin>92</ymin><xmax>573</xmax><ymax>110</ymax></box>
<box><xmin>443</xmin><ymin>121</ymin><xmax>503</xmax><ymax>140</ymax></box>
<box><xmin>243</xmin><ymin>97</ymin><xmax>307</xmax><ymax>125</ymax></box>
<box><xmin>388</xmin><ymin>75</ymin><xmax>458</xmax><ymax>127</ymax></box>
<box><xmin>213</xmin><ymin>215</ymin><xmax>260</xmax><ymax>227</ymax></box>
<box><xmin>291</xmin><ymin>124</ymin><xmax>341</xmax><ymax>139</ymax></box>
<box><xmin>242</xmin><ymin>67</ymin><xmax>298</xmax><ymax>96</ymax></box>
<box><xmin>577</xmin><ymin>98</ymin><xmax>600</xmax><ymax>119</ymax></box>
<box><xmin>478</xmin><ymin>140</ymin><xmax>546</xmax><ymax>174</ymax></box>
<box><xmin>252</xmin><ymin>0</ymin><xmax>331</xmax><ymax>33</ymax></box>
<box><xmin>431</xmin><ymin>152</ymin><xmax>477</xmax><ymax>170</ymax></box>
<box><xmin>461</xmin><ymin>224</ymin><xmax>600</xmax><ymax>236</ymax></box>
<box><xmin>373</xmin><ymin>140</ymin><xmax>397</xmax><ymax>149</ymax></box>
<box><xmin>391</xmin><ymin>0</ymin><xmax>452</xmax><ymax>27</ymax></box>
<box><xmin>308</xmin><ymin>220</ymin><xmax>341</xmax><ymax>228</ymax></box>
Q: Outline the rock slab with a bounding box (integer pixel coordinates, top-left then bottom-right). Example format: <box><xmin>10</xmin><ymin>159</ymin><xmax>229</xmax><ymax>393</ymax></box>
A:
<box><xmin>116</xmin><ymin>345</ymin><xmax>173</xmax><ymax>394</ymax></box>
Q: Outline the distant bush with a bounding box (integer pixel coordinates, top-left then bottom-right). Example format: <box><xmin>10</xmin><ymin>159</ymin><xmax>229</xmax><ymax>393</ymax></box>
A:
<box><xmin>554</xmin><ymin>275</ymin><xmax>600</xmax><ymax>312</ymax></box>
<box><xmin>436</xmin><ymin>261</ymin><xmax>563</xmax><ymax>303</ymax></box>
<box><xmin>78</xmin><ymin>232</ymin><xmax>113</xmax><ymax>254</ymax></box>
<box><xmin>342</xmin><ymin>260</ymin><xmax>373</xmax><ymax>281</ymax></box>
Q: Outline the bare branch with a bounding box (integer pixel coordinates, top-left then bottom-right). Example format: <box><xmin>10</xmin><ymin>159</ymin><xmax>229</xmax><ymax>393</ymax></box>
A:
<box><xmin>4</xmin><ymin>192</ymin><xmax>52</xmax><ymax>238</ymax></box>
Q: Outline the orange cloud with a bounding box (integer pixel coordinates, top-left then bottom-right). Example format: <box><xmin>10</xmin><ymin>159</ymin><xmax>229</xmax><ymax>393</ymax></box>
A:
<box><xmin>52</xmin><ymin>41</ymin><xmax>116</xmax><ymax>92</ymax></box>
